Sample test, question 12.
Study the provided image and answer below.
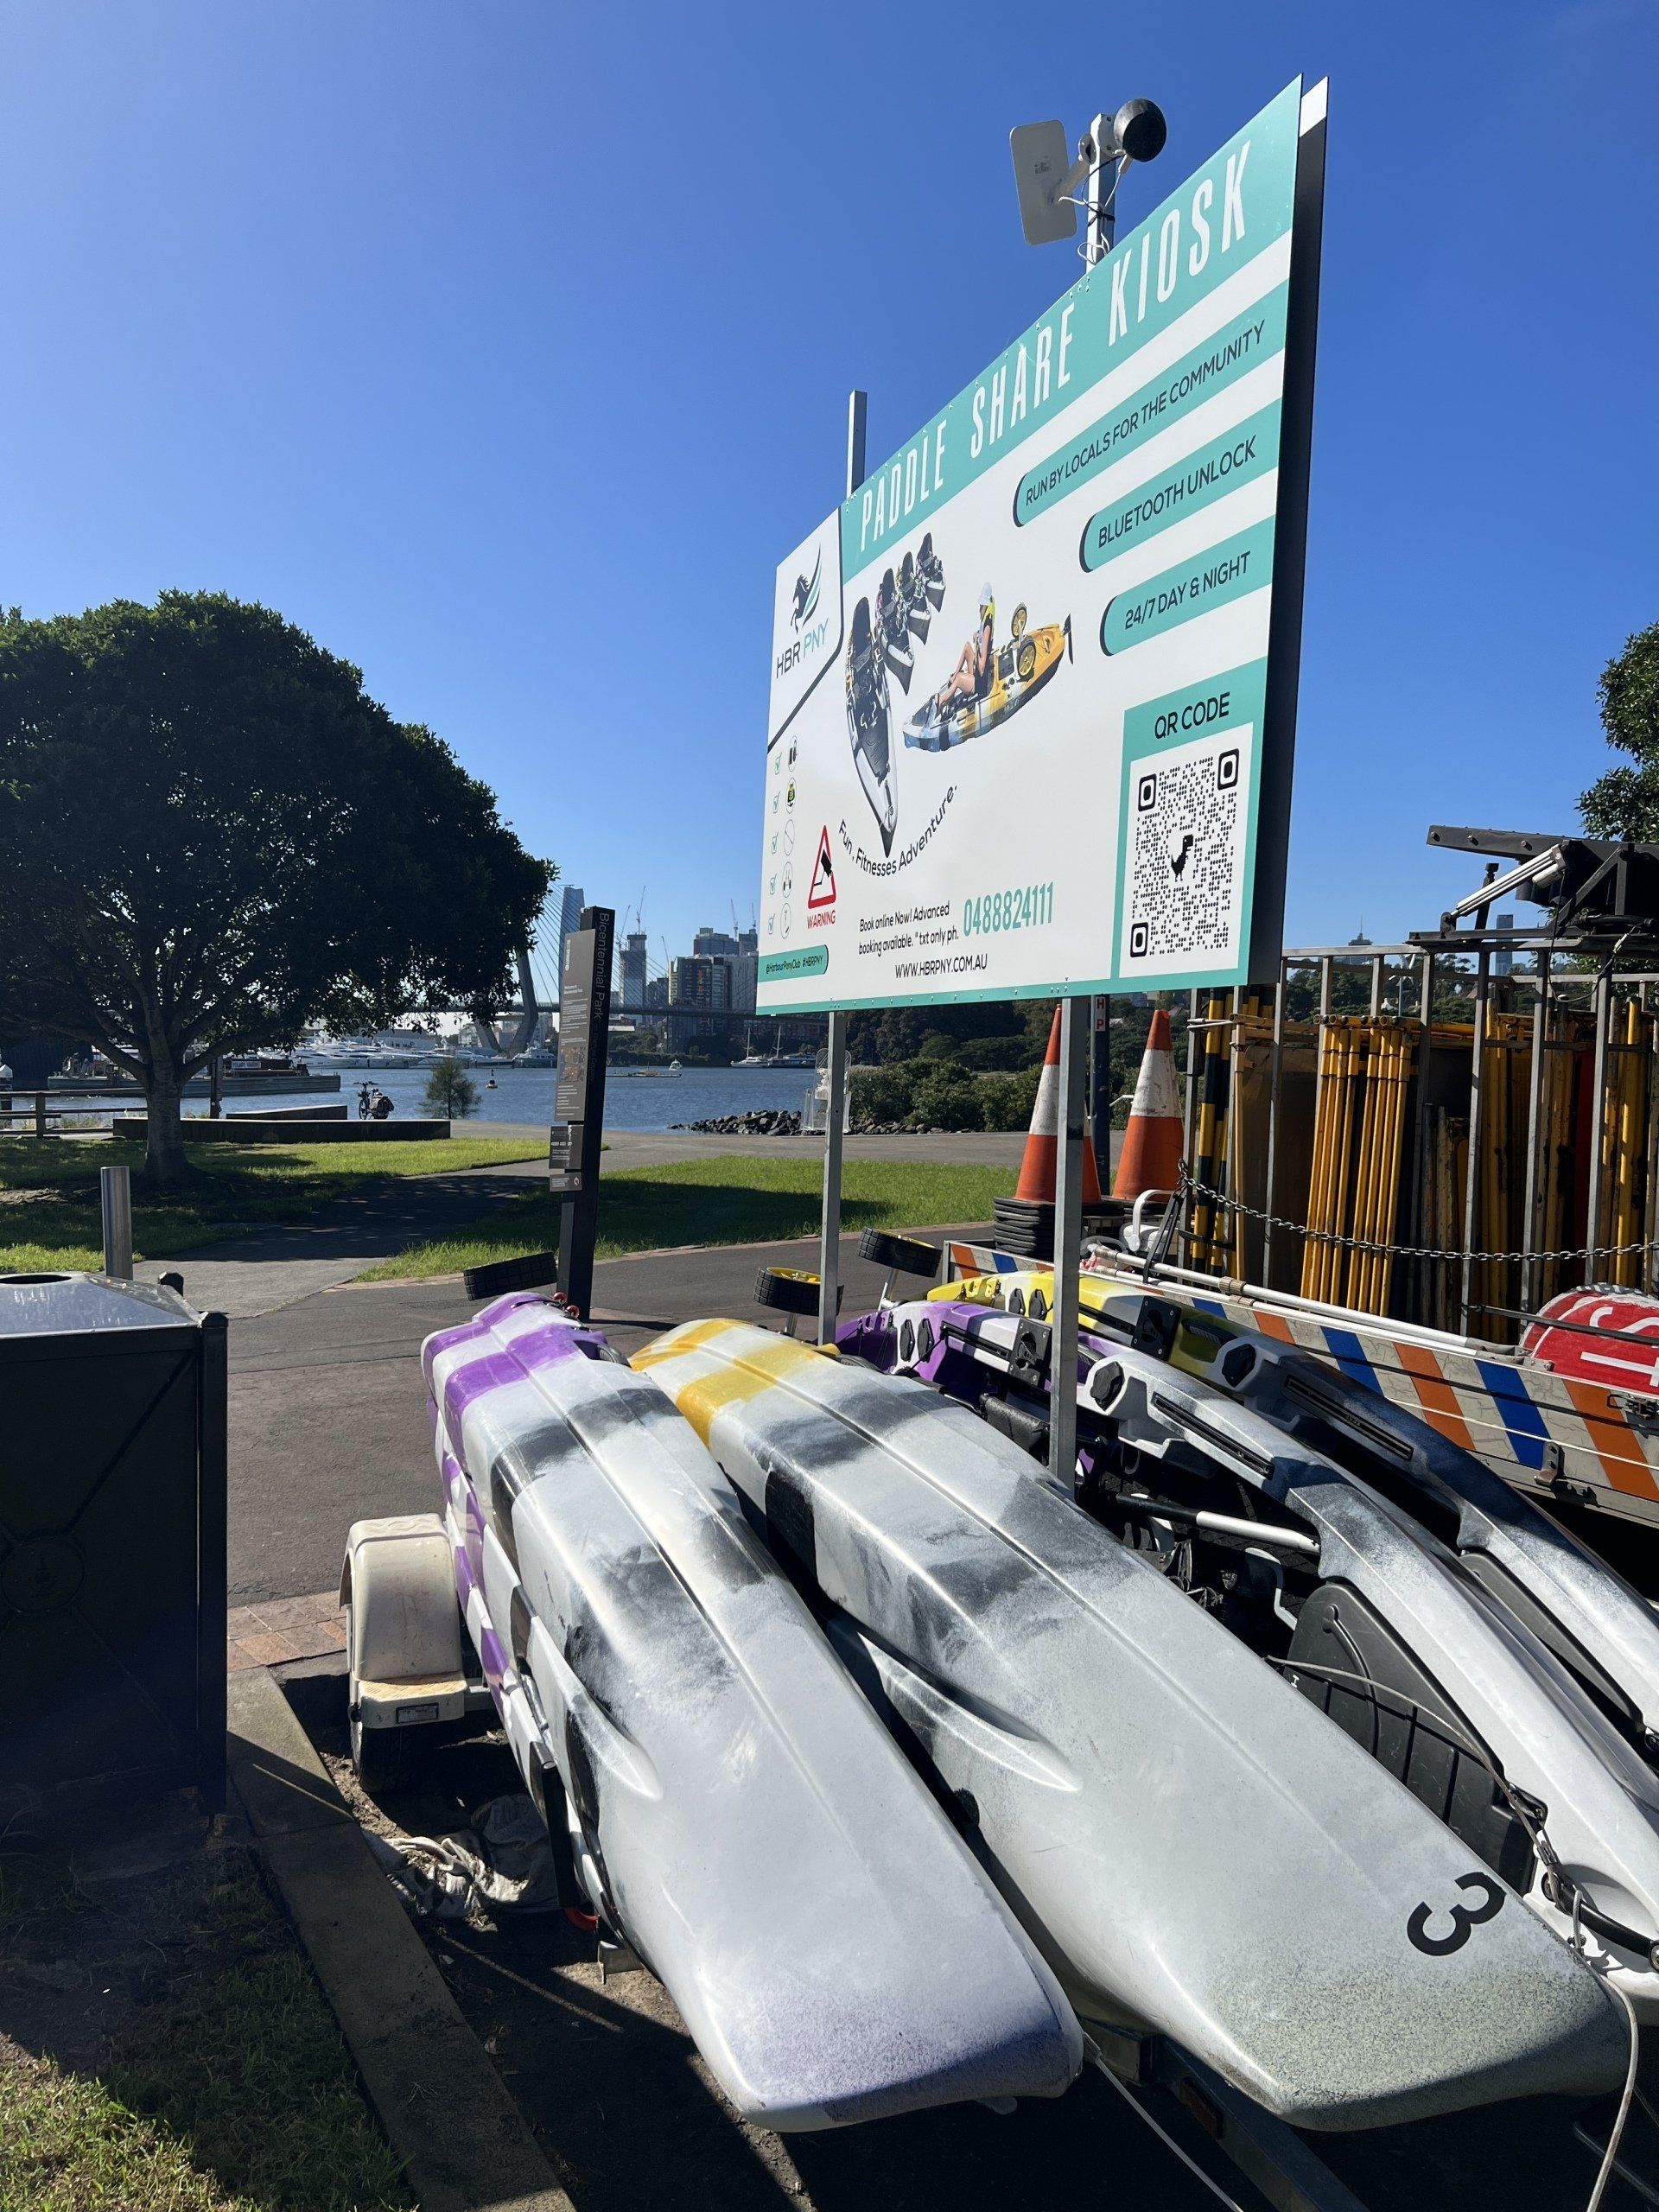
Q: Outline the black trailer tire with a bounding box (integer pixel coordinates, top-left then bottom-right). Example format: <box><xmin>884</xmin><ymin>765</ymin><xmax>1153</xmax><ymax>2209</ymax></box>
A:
<box><xmin>858</xmin><ymin>1228</ymin><xmax>941</xmax><ymax>1278</ymax></box>
<box><xmin>349</xmin><ymin>1703</ymin><xmax>419</xmax><ymax>1793</ymax></box>
<box><xmin>754</xmin><ymin>1266</ymin><xmax>841</xmax><ymax>1317</ymax></box>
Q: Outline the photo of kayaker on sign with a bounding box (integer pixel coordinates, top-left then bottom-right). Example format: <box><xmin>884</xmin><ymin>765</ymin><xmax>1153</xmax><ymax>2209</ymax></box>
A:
<box><xmin>904</xmin><ymin>583</ymin><xmax>1071</xmax><ymax>753</ymax></box>
<box><xmin>936</xmin><ymin>582</ymin><xmax>996</xmax><ymax>716</ymax></box>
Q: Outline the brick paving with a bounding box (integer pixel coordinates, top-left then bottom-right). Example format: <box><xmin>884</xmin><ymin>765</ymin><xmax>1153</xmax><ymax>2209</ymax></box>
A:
<box><xmin>226</xmin><ymin>1587</ymin><xmax>345</xmax><ymax>1673</ymax></box>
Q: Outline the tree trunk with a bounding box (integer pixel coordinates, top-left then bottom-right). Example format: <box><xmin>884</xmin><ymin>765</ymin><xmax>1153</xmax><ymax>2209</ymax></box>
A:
<box><xmin>143</xmin><ymin>1067</ymin><xmax>190</xmax><ymax>1185</ymax></box>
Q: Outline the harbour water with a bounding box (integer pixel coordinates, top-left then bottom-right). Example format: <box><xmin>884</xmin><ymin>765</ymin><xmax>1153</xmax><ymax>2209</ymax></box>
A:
<box><xmin>181</xmin><ymin>1062</ymin><xmax>816</xmax><ymax>1134</ymax></box>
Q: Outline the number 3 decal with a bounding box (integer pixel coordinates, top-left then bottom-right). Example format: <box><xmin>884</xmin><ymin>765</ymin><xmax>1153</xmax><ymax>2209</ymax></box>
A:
<box><xmin>1408</xmin><ymin>1872</ymin><xmax>1505</xmax><ymax>1955</ymax></box>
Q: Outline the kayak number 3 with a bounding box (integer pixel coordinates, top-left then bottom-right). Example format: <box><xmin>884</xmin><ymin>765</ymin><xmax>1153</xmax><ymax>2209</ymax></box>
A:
<box><xmin>1407</xmin><ymin>1872</ymin><xmax>1506</xmax><ymax>1955</ymax></box>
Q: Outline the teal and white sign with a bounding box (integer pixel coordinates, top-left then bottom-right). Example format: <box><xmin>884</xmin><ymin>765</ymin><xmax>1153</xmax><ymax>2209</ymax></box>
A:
<box><xmin>759</xmin><ymin>78</ymin><xmax>1325</xmax><ymax>1013</ymax></box>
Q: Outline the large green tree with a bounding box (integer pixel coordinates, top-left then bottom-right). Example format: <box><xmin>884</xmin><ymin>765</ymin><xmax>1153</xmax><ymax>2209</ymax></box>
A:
<box><xmin>0</xmin><ymin>592</ymin><xmax>552</xmax><ymax>1183</ymax></box>
<box><xmin>1580</xmin><ymin>621</ymin><xmax>1659</xmax><ymax>838</ymax></box>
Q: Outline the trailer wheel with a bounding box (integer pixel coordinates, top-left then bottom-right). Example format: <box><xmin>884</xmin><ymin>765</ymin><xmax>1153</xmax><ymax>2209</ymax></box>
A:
<box><xmin>341</xmin><ymin>1514</ymin><xmax>465</xmax><ymax>1798</ymax></box>
<box><xmin>753</xmin><ymin>1266</ymin><xmax>839</xmax><ymax>1318</ymax></box>
<box><xmin>348</xmin><ymin>1671</ymin><xmax>422</xmax><ymax>1793</ymax></box>
<box><xmin>858</xmin><ymin>1229</ymin><xmax>941</xmax><ymax>1277</ymax></box>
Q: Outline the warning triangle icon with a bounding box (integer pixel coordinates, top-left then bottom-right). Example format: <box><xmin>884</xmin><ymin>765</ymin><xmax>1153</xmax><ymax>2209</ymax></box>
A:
<box><xmin>808</xmin><ymin>825</ymin><xmax>836</xmax><ymax>908</ymax></box>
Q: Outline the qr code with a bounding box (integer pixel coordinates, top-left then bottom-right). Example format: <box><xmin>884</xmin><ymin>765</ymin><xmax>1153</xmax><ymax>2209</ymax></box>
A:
<box><xmin>1120</xmin><ymin>725</ymin><xmax>1253</xmax><ymax>975</ymax></box>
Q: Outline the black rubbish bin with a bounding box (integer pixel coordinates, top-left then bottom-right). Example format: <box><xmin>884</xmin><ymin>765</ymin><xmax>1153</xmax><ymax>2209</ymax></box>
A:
<box><xmin>0</xmin><ymin>1272</ymin><xmax>226</xmax><ymax>1816</ymax></box>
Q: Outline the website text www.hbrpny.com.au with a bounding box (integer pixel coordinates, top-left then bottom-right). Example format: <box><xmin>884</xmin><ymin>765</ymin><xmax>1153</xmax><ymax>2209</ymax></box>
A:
<box><xmin>854</xmin><ymin>898</ymin><xmax>991</xmax><ymax>980</ymax></box>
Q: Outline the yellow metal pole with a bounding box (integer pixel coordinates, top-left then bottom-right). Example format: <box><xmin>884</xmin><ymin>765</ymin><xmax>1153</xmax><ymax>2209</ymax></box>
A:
<box><xmin>1301</xmin><ymin>1022</ymin><xmax>1336</xmax><ymax>1299</ymax></box>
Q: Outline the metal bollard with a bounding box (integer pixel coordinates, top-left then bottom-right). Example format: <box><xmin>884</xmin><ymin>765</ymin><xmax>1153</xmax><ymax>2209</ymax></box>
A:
<box><xmin>100</xmin><ymin>1165</ymin><xmax>133</xmax><ymax>1279</ymax></box>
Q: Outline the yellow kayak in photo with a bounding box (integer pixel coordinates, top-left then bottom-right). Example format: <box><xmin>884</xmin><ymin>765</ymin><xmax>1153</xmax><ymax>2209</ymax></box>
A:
<box><xmin>905</xmin><ymin>606</ymin><xmax>1071</xmax><ymax>753</ymax></box>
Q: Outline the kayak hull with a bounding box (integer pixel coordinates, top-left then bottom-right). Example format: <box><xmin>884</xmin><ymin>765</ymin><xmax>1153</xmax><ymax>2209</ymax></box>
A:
<box><xmin>856</xmin><ymin>1288</ymin><xmax>1659</xmax><ymax>2014</ymax></box>
<box><xmin>423</xmin><ymin>1294</ymin><xmax>1083</xmax><ymax>2129</ymax></box>
<box><xmin>636</xmin><ymin>1319</ymin><xmax>1626</xmax><ymax>2127</ymax></box>
<box><xmin>917</xmin><ymin>1259</ymin><xmax>1659</xmax><ymax>1751</ymax></box>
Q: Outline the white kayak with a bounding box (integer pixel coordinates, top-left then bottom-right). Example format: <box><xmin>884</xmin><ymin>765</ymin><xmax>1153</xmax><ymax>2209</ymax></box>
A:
<box><xmin>423</xmin><ymin>1294</ymin><xmax>1083</xmax><ymax>2131</ymax></box>
<box><xmin>1151</xmin><ymin>1299</ymin><xmax>1659</xmax><ymax>1761</ymax></box>
<box><xmin>863</xmin><ymin>1288</ymin><xmax>1659</xmax><ymax>2014</ymax></box>
<box><xmin>634</xmin><ymin>1319</ymin><xmax>1627</xmax><ymax>2130</ymax></box>
<box><xmin>1084</xmin><ymin>1337</ymin><xmax>1659</xmax><ymax>2015</ymax></box>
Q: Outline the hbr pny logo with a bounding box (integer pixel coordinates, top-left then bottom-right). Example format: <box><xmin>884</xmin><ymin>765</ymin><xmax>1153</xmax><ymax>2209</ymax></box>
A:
<box><xmin>769</xmin><ymin>518</ymin><xmax>842</xmax><ymax>745</ymax></box>
<box><xmin>777</xmin><ymin>546</ymin><xmax>830</xmax><ymax>679</ymax></box>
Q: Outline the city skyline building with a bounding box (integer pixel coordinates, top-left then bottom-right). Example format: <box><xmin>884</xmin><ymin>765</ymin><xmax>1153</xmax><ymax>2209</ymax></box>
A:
<box><xmin>555</xmin><ymin>884</ymin><xmax>586</xmax><ymax>986</ymax></box>
<box><xmin>619</xmin><ymin>930</ymin><xmax>648</xmax><ymax>1014</ymax></box>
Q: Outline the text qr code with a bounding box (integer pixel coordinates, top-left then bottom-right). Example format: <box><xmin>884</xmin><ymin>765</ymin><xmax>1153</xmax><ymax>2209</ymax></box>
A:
<box><xmin>1120</xmin><ymin>726</ymin><xmax>1253</xmax><ymax>976</ymax></box>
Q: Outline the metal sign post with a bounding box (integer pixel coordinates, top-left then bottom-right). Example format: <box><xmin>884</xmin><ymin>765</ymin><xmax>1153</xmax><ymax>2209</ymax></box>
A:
<box><xmin>817</xmin><ymin>391</ymin><xmax>868</xmax><ymax>1348</ymax></box>
<box><xmin>1048</xmin><ymin>996</ymin><xmax>1089</xmax><ymax>1484</ymax></box>
<box><xmin>1084</xmin><ymin>111</ymin><xmax>1117</xmax><ymax>264</ymax></box>
<box><xmin>1090</xmin><ymin>995</ymin><xmax>1113</xmax><ymax>1189</ymax></box>
<box><xmin>553</xmin><ymin>904</ymin><xmax>614</xmax><ymax>1318</ymax></box>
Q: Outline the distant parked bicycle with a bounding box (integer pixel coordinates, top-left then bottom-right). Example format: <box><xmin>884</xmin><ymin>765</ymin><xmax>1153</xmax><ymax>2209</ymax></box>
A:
<box><xmin>357</xmin><ymin>1083</ymin><xmax>374</xmax><ymax>1120</ymax></box>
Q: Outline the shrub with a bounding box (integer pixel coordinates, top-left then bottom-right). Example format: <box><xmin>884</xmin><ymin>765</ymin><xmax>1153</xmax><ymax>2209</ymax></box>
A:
<box><xmin>979</xmin><ymin>1066</ymin><xmax>1040</xmax><ymax>1131</ymax></box>
<box><xmin>851</xmin><ymin>1064</ymin><xmax>917</xmax><ymax>1125</ymax></box>
<box><xmin>906</xmin><ymin>1061</ymin><xmax>983</xmax><ymax>1131</ymax></box>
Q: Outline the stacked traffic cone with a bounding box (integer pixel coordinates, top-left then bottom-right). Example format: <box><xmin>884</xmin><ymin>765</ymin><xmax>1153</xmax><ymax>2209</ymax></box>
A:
<box><xmin>1114</xmin><ymin>1008</ymin><xmax>1184</xmax><ymax>1201</ymax></box>
<box><xmin>992</xmin><ymin>1007</ymin><xmax>1108</xmax><ymax>1260</ymax></box>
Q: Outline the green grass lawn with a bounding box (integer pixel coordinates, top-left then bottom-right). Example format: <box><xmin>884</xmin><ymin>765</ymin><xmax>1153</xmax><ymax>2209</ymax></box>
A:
<box><xmin>0</xmin><ymin>1135</ymin><xmax>543</xmax><ymax>1272</ymax></box>
<box><xmin>362</xmin><ymin>1153</ymin><xmax>1015</xmax><ymax>1280</ymax></box>
<box><xmin>0</xmin><ymin>1844</ymin><xmax>407</xmax><ymax>2211</ymax></box>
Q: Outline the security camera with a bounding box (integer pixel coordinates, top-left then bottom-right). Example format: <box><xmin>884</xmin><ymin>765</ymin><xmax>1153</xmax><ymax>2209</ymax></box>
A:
<box><xmin>1113</xmin><ymin>99</ymin><xmax>1167</xmax><ymax>165</ymax></box>
<box><xmin>1011</xmin><ymin>95</ymin><xmax>1167</xmax><ymax>248</ymax></box>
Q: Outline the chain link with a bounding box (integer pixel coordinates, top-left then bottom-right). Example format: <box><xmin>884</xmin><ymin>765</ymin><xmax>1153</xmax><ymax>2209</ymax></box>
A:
<box><xmin>1173</xmin><ymin>1169</ymin><xmax>1658</xmax><ymax>1268</ymax></box>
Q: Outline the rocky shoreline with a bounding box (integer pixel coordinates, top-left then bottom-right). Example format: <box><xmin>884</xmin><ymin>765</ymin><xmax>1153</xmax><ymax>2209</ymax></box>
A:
<box><xmin>672</xmin><ymin>1109</ymin><xmax>914</xmax><ymax>1137</ymax></box>
<box><xmin>675</xmin><ymin>1109</ymin><xmax>801</xmax><ymax>1135</ymax></box>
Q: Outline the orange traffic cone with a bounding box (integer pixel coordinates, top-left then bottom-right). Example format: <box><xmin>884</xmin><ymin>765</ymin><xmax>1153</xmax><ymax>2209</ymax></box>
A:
<box><xmin>1113</xmin><ymin>1008</ymin><xmax>1184</xmax><ymax>1200</ymax></box>
<box><xmin>1014</xmin><ymin>1006</ymin><xmax>1103</xmax><ymax>1205</ymax></box>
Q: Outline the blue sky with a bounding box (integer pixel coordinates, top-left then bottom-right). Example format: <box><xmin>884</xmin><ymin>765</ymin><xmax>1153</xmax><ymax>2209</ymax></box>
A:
<box><xmin>3</xmin><ymin>0</ymin><xmax>1655</xmax><ymax>972</ymax></box>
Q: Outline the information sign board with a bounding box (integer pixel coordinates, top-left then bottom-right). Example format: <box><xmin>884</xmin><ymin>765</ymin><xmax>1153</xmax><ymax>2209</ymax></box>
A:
<box><xmin>548</xmin><ymin>1121</ymin><xmax>580</xmax><ymax>1194</ymax></box>
<box><xmin>758</xmin><ymin>79</ymin><xmax>1325</xmax><ymax>1014</ymax></box>
<box><xmin>555</xmin><ymin>934</ymin><xmax>599</xmax><ymax>1125</ymax></box>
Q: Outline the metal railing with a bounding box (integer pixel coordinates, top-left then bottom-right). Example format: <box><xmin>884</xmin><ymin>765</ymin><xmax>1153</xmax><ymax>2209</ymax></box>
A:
<box><xmin>1174</xmin><ymin>925</ymin><xmax>1659</xmax><ymax>1342</ymax></box>
<box><xmin>0</xmin><ymin>1090</ymin><xmax>122</xmax><ymax>1137</ymax></box>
